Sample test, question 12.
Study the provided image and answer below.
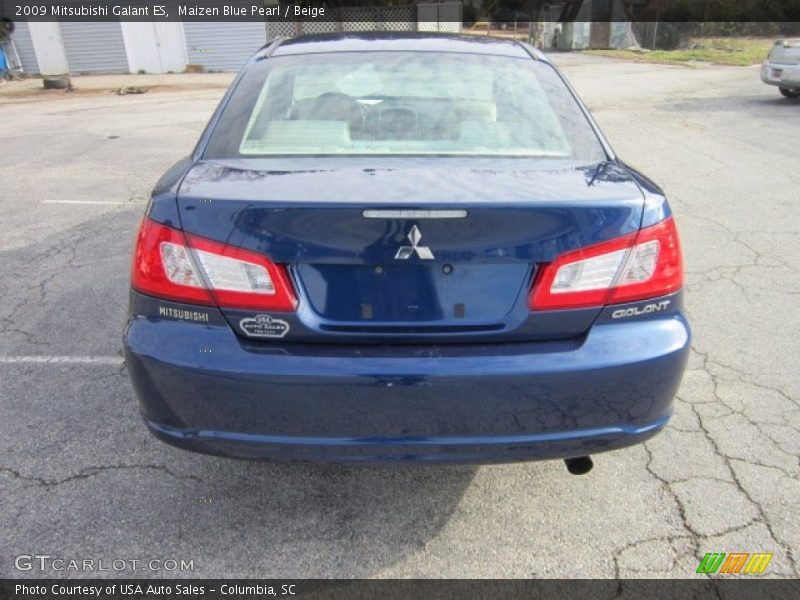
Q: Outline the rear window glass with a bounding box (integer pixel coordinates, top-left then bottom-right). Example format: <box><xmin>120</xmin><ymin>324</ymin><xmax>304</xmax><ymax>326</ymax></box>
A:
<box><xmin>204</xmin><ymin>51</ymin><xmax>606</xmax><ymax>160</ymax></box>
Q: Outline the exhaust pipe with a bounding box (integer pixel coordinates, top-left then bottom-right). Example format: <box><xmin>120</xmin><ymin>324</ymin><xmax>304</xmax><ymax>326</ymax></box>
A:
<box><xmin>564</xmin><ymin>456</ymin><xmax>594</xmax><ymax>475</ymax></box>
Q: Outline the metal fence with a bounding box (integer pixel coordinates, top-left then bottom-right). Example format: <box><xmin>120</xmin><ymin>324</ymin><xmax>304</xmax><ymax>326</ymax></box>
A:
<box><xmin>266</xmin><ymin>2</ymin><xmax>462</xmax><ymax>38</ymax></box>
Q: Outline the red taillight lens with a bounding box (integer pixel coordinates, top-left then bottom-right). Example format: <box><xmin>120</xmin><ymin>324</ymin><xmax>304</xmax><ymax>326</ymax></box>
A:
<box><xmin>131</xmin><ymin>218</ymin><xmax>214</xmax><ymax>306</ymax></box>
<box><xmin>131</xmin><ymin>218</ymin><xmax>297</xmax><ymax>311</ymax></box>
<box><xmin>529</xmin><ymin>217</ymin><xmax>683</xmax><ymax>311</ymax></box>
<box><xmin>185</xmin><ymin>232</ymin><xmax>297</xmax><ymax>311</ymax></box>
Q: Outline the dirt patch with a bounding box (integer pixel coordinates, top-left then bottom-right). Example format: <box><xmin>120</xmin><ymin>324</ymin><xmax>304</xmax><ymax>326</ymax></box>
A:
<box><xmin>0</xmin><ymin>82</ymin><xmax>229</xmax><ymax>104</ymax></box>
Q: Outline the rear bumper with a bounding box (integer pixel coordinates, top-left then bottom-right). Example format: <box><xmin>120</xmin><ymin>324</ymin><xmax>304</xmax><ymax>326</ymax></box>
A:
<box><xmin>124</xmin><ymin>299</ymin><xmax>690</xmax><ymax>464</ymax></box>
<box><xmin>761</xmin><ymin>60</ymin><xmax>800</xmax><ymax>87</ymax></box>
<box><xmin>146</xmin><ymin>418</ymin><xmax>669</xmax><ymax>463</ymax></box>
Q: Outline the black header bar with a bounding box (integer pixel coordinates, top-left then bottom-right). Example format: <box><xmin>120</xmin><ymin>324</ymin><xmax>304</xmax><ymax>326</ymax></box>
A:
<box><xmin>2</xmin><ymin>0</ymin><xmax>800</xmax><ymax>23</ymax></box>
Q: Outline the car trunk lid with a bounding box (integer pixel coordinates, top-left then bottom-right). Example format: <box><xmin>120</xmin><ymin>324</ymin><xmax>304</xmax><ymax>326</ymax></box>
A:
<box><xmin>176</xmin><ymin>158</ymin><xmax>645</xmax><ymax>342</ymax></box>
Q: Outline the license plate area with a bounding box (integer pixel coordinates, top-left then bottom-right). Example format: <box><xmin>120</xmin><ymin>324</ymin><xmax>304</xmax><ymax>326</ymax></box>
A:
<box><xmin>295</xmin><ymin>263</ymin><xmax>531</xmax><ymax>323</ymax></box>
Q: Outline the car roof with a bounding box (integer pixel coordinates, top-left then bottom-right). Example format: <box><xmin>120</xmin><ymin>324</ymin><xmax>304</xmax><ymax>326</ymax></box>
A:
<box><xmin>263</xmin><ymin>32</ymin><xmax>547</xmax><ymax>61</ymax></box>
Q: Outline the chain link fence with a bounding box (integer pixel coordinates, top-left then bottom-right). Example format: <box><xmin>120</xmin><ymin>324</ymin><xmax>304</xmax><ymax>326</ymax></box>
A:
<box><xmin>266</xmin><ymin>2</ymin><xmax>462</xmax><ymax>38</ymax></box>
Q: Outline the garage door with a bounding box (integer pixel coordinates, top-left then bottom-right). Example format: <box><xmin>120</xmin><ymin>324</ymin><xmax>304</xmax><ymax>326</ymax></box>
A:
<box><xmin>60</xmin><ymin>22</ymin><xmax>129</xmax><ymax>74</ymax></box>
<box><xmin>11</xmin><ymin>21</ymin><xmax>39</xmax><ymax>74</ymax></box>
<box><xmin>184</xmin><ymin>22</ymin><xmax>266</xmax><ymax>72</ymax></box>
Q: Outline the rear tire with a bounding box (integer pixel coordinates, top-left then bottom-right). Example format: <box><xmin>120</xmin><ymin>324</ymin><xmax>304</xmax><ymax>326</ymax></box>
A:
<box><xmin>779</xmin><ymin>87</ymin><xmax>800</xmax><ymax>99</ymax></box>
<box><xmin>43</xmin><ymin>77</ymin><xmax>71</xmax><ymax>90</ymax></box>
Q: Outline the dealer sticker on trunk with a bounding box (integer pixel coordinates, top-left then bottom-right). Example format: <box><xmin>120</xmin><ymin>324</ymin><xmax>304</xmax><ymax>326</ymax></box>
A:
<box><xmin>239</xmin><ymin>315</ymin><xmax>290</xmax><ymax>338</ymax></box>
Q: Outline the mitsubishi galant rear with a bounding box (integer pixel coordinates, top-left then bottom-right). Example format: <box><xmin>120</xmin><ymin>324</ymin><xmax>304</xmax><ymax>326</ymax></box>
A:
<box><xmin>123</xmin><ymin>33</ymin><xmax>690</xmax><ymax>470</ymax></box>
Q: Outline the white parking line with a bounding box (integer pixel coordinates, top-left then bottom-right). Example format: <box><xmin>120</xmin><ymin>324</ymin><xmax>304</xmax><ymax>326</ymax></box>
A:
<box><xmin>41</xmin><ymin>200</ymin><xmax>132</xmax><ymax>205</ymax></box>
<box><xmin>0</xmin><ymin>355</ymin><xmax>124</xmax><ymax>365</ymax></box>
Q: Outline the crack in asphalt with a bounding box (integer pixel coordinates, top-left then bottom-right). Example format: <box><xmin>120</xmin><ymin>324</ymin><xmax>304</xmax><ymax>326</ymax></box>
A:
<box><xmin>693</xmin><ymin>352</ymin><xmax>800</xmax><ymax>415</ymax></box>
<box><xmin>640</xmin><ymin>440</ymin><xmax>703</xmax><ymax>563</ymax></box>
<box><xmin>682</xmin><ymin>213</ymin><xmax>800</xmax><ymax>300</ymax></box>
<box><xmin>0</xmin><ymin>464</ymin><xmax>205</xmax><ymax>488</ymax></box>
<box><xmin>0</xmin><ymin>201</ymin><xmax>140</xmax><ymax>352</ymax></box>
<box><xmin>686</xmin><ymin>401</ymin><xmax>797</xmax><ymax>576</ymax></box>
<box><xmin>615</xmin><ymin>345</ymin><xmax>799</xmax><ymax>577</ymax></box>
<box><xmin>0</xmin><ymin>229</ymin><xmax>89</xmax><ymax>347</ymax></box>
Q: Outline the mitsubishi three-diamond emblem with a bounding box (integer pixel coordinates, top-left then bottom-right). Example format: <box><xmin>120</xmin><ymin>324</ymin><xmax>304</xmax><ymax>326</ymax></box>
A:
<box><xmin>395</xmin><ymin>225</ymin><xmax>434</xmax><ymax>260</ymax></box>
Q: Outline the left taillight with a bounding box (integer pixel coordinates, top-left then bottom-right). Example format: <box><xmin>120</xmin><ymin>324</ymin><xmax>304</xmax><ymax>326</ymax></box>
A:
<box><xmin>529</xmin><ymin>217</ymin><xmax>683</xmax><ymax>311</ymax></box>
<box><xmin>131</xmin><ymin>217</ymin><xmax>297</xmax><ymax>311</ymax></box>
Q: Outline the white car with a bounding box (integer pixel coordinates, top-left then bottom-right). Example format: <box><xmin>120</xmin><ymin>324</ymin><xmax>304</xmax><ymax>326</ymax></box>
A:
<box><xmin>761</xmin><ymin>39</ymin><xmax>800</xmax><ymax>98</ymax></box>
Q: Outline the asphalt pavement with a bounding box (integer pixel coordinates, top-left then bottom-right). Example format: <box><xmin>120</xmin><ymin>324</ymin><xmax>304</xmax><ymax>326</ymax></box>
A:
<box><xmin>0</xmin><ymin>54</ymin><xmax>798</xmax><ymax>578</ymax></box>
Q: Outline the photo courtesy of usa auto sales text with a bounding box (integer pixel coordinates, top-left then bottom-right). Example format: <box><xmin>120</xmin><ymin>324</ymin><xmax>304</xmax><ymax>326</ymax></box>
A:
<box><xmin>15</xmin><ymin>584</ymin><xmax>298</xmax><ymax>597</ymax></box>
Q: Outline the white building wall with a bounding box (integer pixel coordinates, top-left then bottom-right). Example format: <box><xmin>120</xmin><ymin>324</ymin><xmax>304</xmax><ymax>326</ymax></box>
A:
<box><xmin>10</xmin><ymin>21</ymin><xmax>39</xmax><ymax>73</ymax></box>
<box><xmin>153</xmin><ymin>22</ymin><xmax>189</xmax><ymax>72</ymax></box>
<box><xmin>27</xmin><ymin>22</ymin><xmax>69</xmax><ymax>75</ymax></box>
<box><xmin>25</xmin><ymin>21</ymin><xmax>189</xmax><ymax>75</ymax></box>
<box><xmin>184</xmin><ymin>22</ymin><xmax>266</xmax><ymax>72</ymax></box>
<box><xmin>60</xmin><ymin>21</ymin><xmax>128</xmax><ymax>73</ymax></box>
<box><xmin>121</xmin><ymin>22</ymin><xmax>188</xmax><ymax>73</ymax></box>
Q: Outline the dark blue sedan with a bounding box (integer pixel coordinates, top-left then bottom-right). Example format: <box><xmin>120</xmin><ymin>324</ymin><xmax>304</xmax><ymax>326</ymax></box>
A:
<box><xmin>124</xmin><ymin>33</ymin><xmax>689</xmax><ymax>471</ymax></box>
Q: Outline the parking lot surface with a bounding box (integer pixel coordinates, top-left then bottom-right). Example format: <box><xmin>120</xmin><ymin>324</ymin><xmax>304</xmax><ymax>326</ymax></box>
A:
<box><xmin>1</xmin><ymin>55</ymin><xmax>798</xmax><ymax>578</ymax></box>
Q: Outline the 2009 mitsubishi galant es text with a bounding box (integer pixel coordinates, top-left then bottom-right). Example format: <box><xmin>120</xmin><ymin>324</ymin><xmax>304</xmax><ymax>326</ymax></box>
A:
<box><xmin>124</xmin><ymin>33</ymin><xmax>690</xmax><ymax>470</ymax></box>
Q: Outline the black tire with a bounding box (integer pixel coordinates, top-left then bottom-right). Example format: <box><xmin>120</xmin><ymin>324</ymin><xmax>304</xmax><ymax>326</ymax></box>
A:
<box><xmin>779</xmin><ymin>87</ymin><xmax>800</xmax><ymax>99</ymax></box>
<box><xmin>43</xmin><ymin>77</ymin><xmax>71</xmax><ymax>90</ymax></box>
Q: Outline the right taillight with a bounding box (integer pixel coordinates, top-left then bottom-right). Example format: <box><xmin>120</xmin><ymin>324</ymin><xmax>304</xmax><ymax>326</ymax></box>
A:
<box><xmin>529</xmin><ymin>217</ymin><xmax>683</xmax><ymax>310</ymax></box>
<box><xmin>131</xmin><ymin>217</ymin><xmax>297</xmax><ymax>311</ymax></box>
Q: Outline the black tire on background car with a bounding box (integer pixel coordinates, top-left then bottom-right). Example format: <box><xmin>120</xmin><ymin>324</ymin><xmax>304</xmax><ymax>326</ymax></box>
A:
<box><xmin>43</xmin><ymin>77</ymin><xmax>71</xmax><ymax>90</ymax></box>
<box><xmin>779</xmin><ymin>87</ymin><xmax>800</xmax><ymax>99</ymax></box>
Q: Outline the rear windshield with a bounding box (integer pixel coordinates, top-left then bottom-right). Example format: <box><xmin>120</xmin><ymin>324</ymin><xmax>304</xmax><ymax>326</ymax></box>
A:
<box><xmin>203</xmin><ymin>51</ymin><xmax>606</xmax><ymax>160</ymax></box>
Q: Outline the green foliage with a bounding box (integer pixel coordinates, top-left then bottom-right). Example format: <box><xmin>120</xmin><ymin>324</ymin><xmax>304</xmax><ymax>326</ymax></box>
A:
<box><xmin>585</xmin><ymin>36</ymin><xmax>774</xmax><ymax>66</ymax></box>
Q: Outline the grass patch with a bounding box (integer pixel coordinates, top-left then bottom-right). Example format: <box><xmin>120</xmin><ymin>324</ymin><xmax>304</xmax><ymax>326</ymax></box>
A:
<box><xmin>584</xmin><ymin>37</ymin><xmax>773</xmax><ymax>66</ymax></box>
